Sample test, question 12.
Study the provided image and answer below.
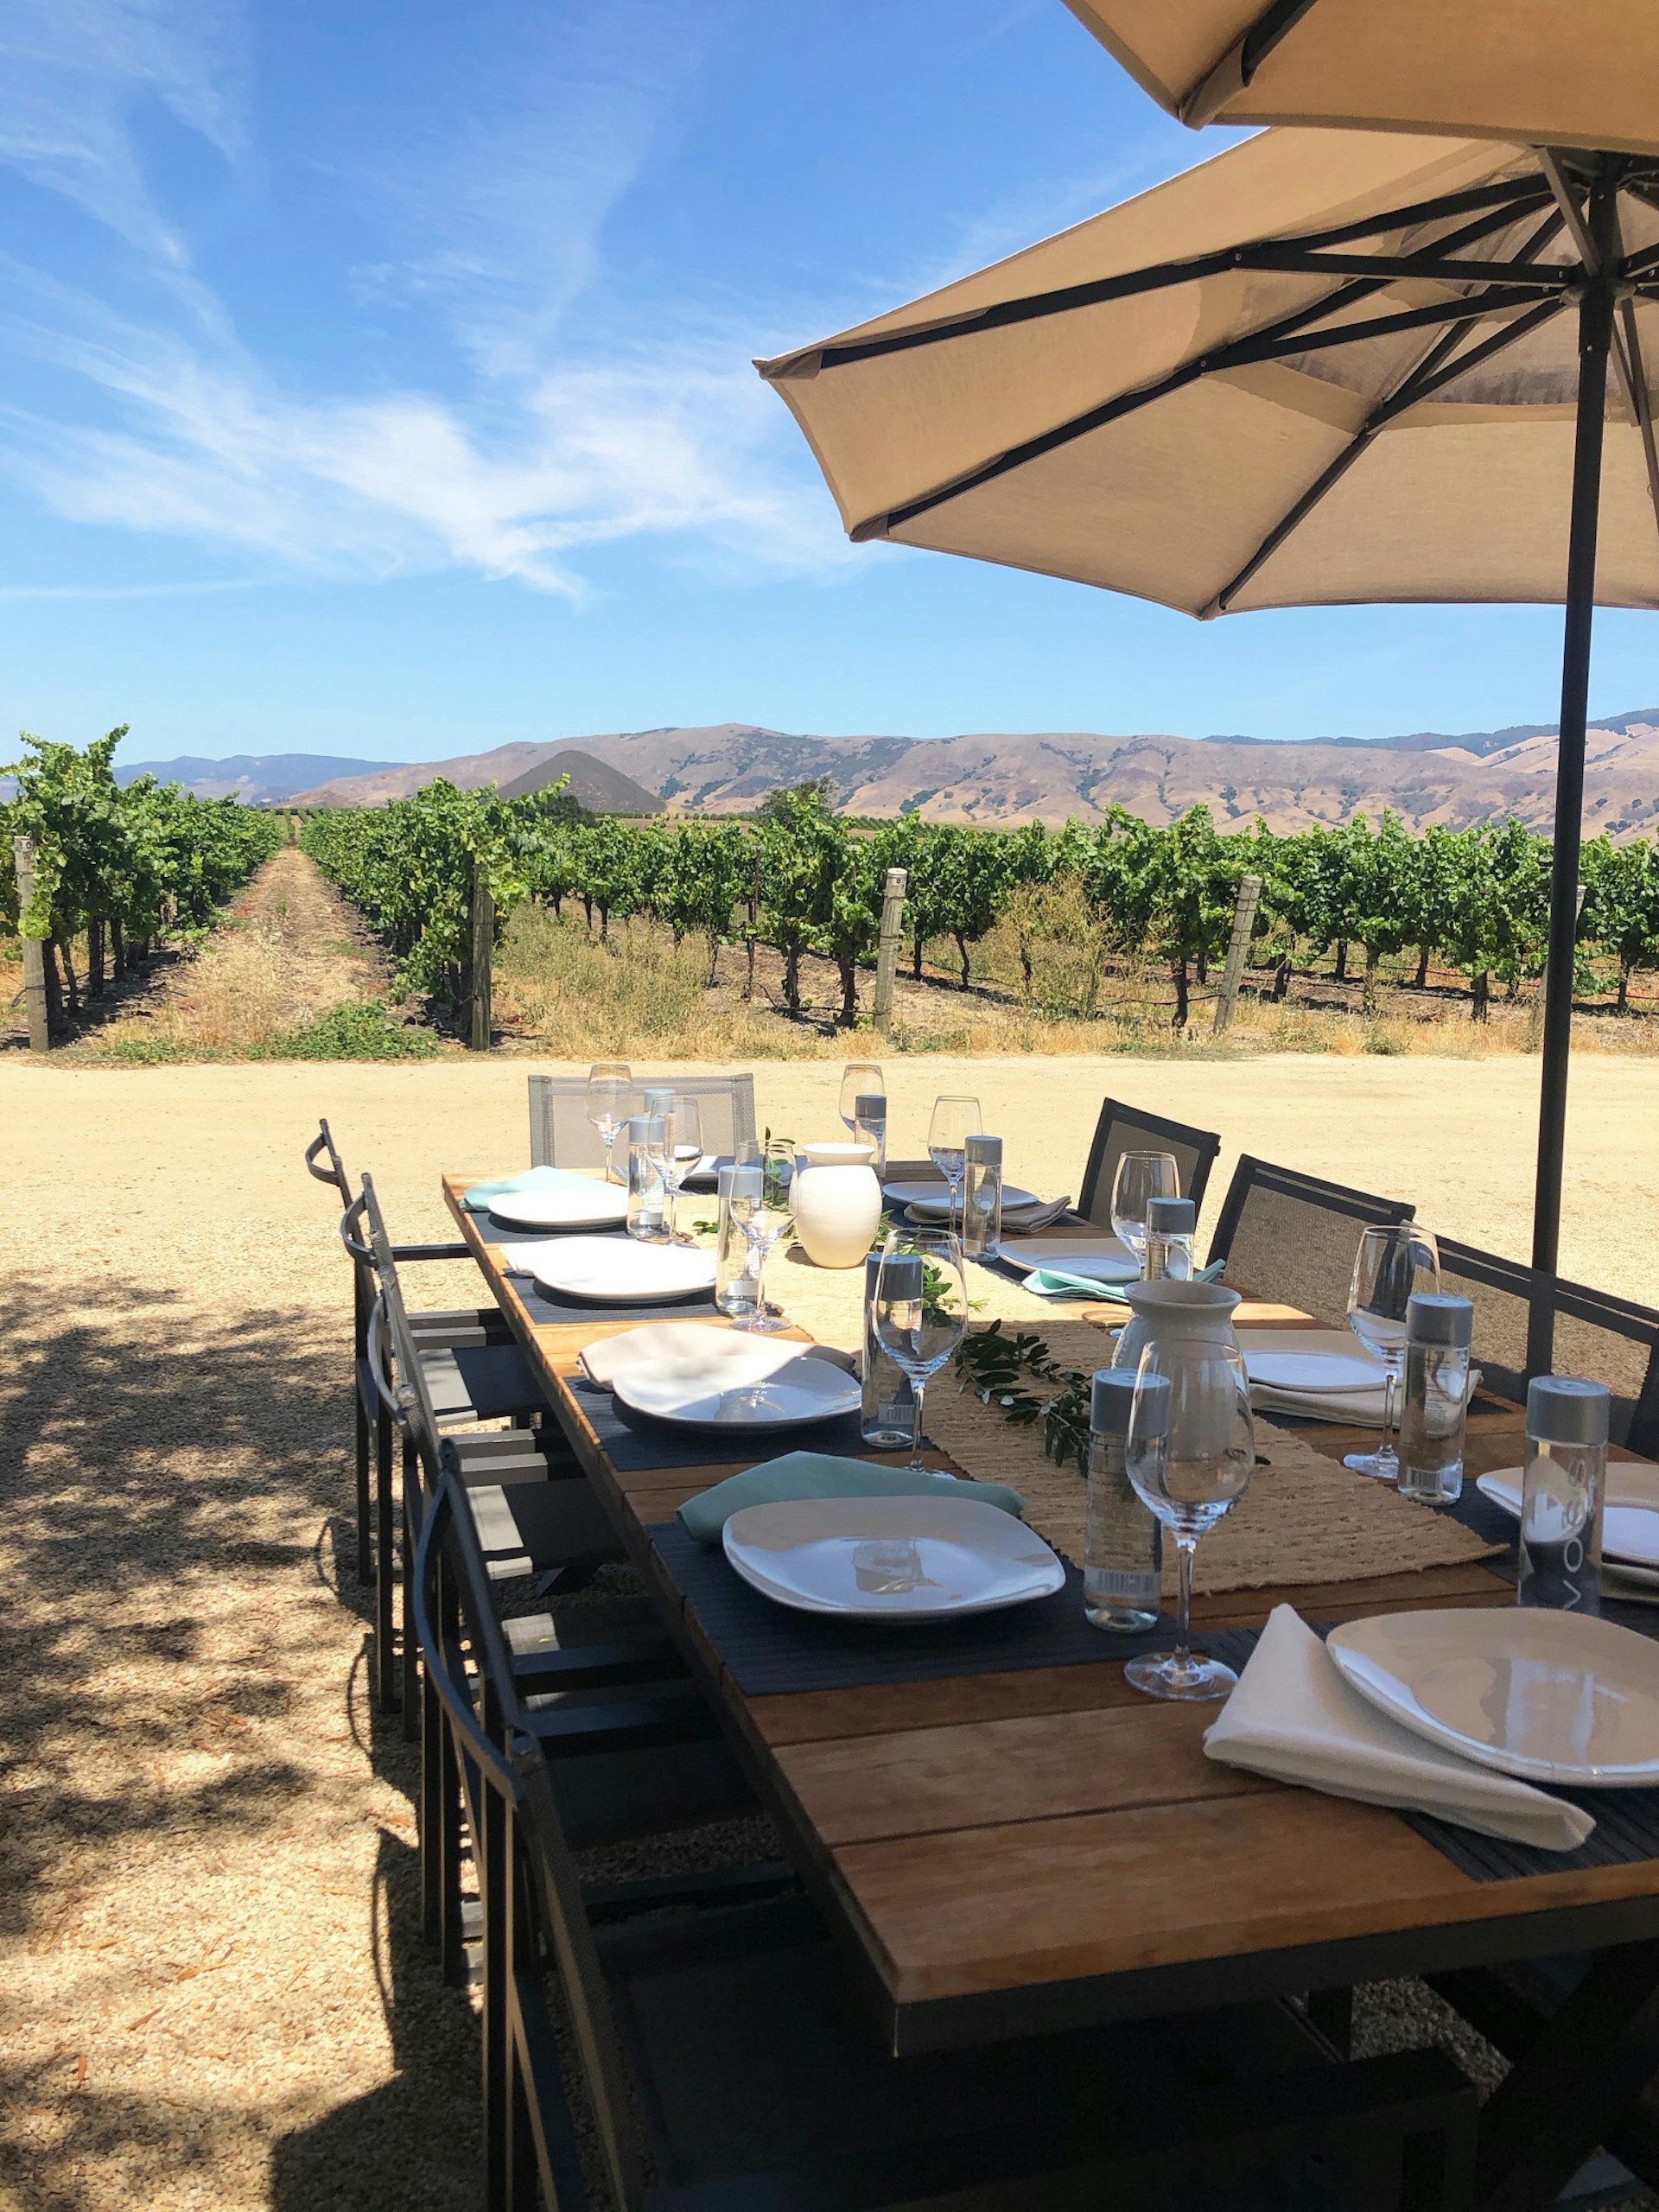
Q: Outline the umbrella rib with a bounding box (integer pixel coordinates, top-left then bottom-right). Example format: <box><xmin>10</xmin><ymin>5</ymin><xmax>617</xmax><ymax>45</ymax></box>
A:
<box><xmin>867</xmin><ymin>289</ymin><xmax>1557</xmax><ymax>543</ymax></box>
<box><xmin>1205</xmin><ymin>295</ymin><xmax>1569</xmax><ymax>615</ymax></box>
<box><xmin>1618</xmin><ymin>294</ymin><xmax>1659</xmax><ymax>541</ymax></box>
<box><xmin>1179</xmin><ymin>0</ymin><xmax>1324</xmax><ymax>128</ymax></box>
<box><xmin>1548</xmin><ymin>153</ymin><xmax>1659</xmax><ymax>521</ymax></box>
<box><xmin>788</xmin><ymin>179</ymin><xmax>1551</xmax><ymax>376</ymax></box>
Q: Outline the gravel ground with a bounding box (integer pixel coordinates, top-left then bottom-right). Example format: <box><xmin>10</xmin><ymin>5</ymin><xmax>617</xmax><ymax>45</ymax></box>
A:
<box><xmin>3</xmin><ymin>1048</ymin><xmax>1658</xmax><ymax>2209</ymax></box>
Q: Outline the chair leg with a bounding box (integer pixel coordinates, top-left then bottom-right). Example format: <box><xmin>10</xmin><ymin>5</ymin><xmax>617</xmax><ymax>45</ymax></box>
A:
<box><xmin>440</xmin><ymin>1718</ymin><xmax>467</xmax><ymax>1985</ymax></box>
<box><xmin>374</xmin><ymin>1407</ymin><xmax>399</xmax><ymax>1713</ymax></box>
<box><xmin>480</xmin><ymin>1782</ymin><xmax>510</xmax><ymax>2212</ymax></box>
<box><xmin>400</xmin><ymin>1438</ymin><xmax>422</xmax><ymax>1741</ymax></box>
<box><xmin>353</xmin><ymin>1392</ymin><xmax>373</xmax><ymax>1586</ymax></box>
<box><xmin>421</xmin><ymin>1669</ymin><xmax>444</xmax><ymax>1950</ymax></box>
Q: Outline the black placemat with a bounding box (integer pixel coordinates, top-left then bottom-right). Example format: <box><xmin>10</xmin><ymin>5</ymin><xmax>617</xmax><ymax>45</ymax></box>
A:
<box><xmin>469</xmin><ymin>1211</ymin><xmax>723</xmax><ymax>1326</ymax></box>
<box><xmin>570</xmin><ymin>1376</ymin><xmax>895</xmax><ymax>1473</ymax></box>
<box><xmin>646</xmin><ymin>1519</ymin><xmax>1259</xmax><ymax>1696</ymax></box>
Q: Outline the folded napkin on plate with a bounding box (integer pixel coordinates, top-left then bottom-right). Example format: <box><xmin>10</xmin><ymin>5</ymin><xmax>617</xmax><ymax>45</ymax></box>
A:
<box><xmin>678</xmin><ymin>1449</ymin><xmax>1026</xmax><ymax>1545</ymax></box>
<box><xmin>1002</xmin><ymin>1195</ymin><xmax>1074</xmax><ymax>1232</ymax></box>
<box><xmin>461</xmin><ymin>1165</ymin><xmax>604</xmax><ymax>1211</ymax></box>
<box><xmin>1026</xmin><ymin>1256</ymin><xmax>1226</xmax><ymax>1303</ymax></box>
<box><xmin>1249</xmin><ymin>1382</ymin><xmax>1387</xmax><ymax>1427</ymax></box>
<box><xmin>1205</xmin><ymin>1605</ymin><xmax>1594</xmax><ymax>1851</ymax></box>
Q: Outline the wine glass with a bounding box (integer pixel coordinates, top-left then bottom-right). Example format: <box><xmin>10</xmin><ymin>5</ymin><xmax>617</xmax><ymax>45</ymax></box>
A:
<box><xmin>1110</xmin><ymin>1151</ymin><xmax>1179</xmax><ymax>1264</ymax></box>
<box><xmin>729</xmin><ymin>1139</ymin><xmax>796</xmax><ymax>1334</ymax></box>
<box><xmin>1123</xmin><ymin>1339</ymin><xmax>1255</xmax><ymax>1702</ymax></box>
<box><xmin>585</xmin><ymin>1060</ymin><xmax>631</xmax><ymax>1182</ymax></box>
<box><xmin>645</xmin><ymin>1094</ymin><xmax>702</xmax><ymax>1245</ymax></box>
<box><xmin>927</xmin><ymin>1094</ymin><xmax>982</xmax><ymax>1234</ymax></box>
<box><xmin>1344</xmin><ymin>1224</ymin><xmax>1442</xmax><ymax>1481</ymax></box>
<box><xmin>839</xmin><ymin>1060</ymin><xmax>885</xmax><ymax>1134</ymax></box>
<box><xmin>873</xmin><ymin>1228</ymin><xmax>968</xmax><ymax>1473</ymax></box>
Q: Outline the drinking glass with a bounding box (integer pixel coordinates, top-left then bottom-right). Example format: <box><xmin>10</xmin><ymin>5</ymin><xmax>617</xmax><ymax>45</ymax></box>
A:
<box><xmin>1344</xmin><ymin>1224</ymin><xmax>1442</xmax><ymax>1481</ymax></box>
<box><xmin>927</xmin><ymin>1094</ymin><xmax>982</xmax><ymax>1234</ymax></box>
<box><xmin>1110</xmin><ymin>1151</ymin><xmax>1180</xmax><ymax>1263</ymax></box>
<box><xmin>729</xmin><ymin>1139</ymin><xmax>796</xmax><ymax>1335</ymax></box>
<box><xmin>873</xmin><ymin>1228</ymin><xmax>968</xmax><ymax>1473</ymax></box>
<box><xmin>645</xmin><ymin>1095</ymin><xmax>702</xmax><ymax>1245</ymax></box>
<box><xmin>585</xmin><ymin>1060</ymin><xmax>632</xmax><ymax>1182</ymax></box>
<box><xmin>839</xmin><ymin>1060</ymin><xmax>885</xmax><ymax>1134</ymax></box>
<box><xmin>1124</xmin><ymin>1340</ymin><xmax>1255</xmax><ymax>1702</ymax></box>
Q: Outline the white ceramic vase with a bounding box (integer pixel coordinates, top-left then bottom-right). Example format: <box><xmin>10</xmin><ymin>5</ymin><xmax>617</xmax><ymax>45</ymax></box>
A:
<box><xmin>1110</xmin><ymin>1279</ymin><xmax>1242</xmax><ymax>1373</ymax></box>
<box><xmin>792</xmin><ymin>1140</ymin><xmax>883</xmax><ymax>1269</ymax></box>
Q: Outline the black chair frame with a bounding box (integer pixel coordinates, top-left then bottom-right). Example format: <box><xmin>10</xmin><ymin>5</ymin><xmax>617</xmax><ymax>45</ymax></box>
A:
<box><xmin>1078</xmin><ymin>1096</ymin><xmax>1223</xmax><ymax>1227</ymax></box>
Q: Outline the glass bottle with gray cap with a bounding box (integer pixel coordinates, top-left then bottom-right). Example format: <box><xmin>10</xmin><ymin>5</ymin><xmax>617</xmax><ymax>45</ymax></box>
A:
<box><xmin>1084</xmin><ymin>1367</ymin><xmax>1166</xmax><ymax>1631</ymax></box>
<box><xmin>1519</xmin><ymin>1376</ymin><xmax>1611</xmax><ymax>1614</ymax></box>
<box><xmin>1396</xmin><ymin>1293</ymin><xmax>1474</xmax><ymax>1505</ymax></box>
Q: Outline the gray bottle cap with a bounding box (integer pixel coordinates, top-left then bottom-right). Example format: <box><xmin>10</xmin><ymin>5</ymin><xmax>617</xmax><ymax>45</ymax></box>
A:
<box><xmin>1147</xmin><ymin>1196</ymin><xmax>1195</xmax><ymax>1235</ymax></box>
<box><xmin>1090</xmin><ymin>1367</ymin><xmax>1169</xmax><ymax>1438</ymax></box>
<box><xmin>964</xmin><ymin>1134</ymin><xmax>1001</xmax><ymax>1165</ymax></box>
<box><xmin>1528</xmin><ymin>1374</ymin><xmax>1611</xmax><ymax>1446</ymax></box>
<box><xmin>721</xmin><ymin>1161</ymin><xmax>761</xmax><ymax>1203</ymax></box>
<box><xmin>641</xmin><ymin>1085</ymin><xmax>673</xmax><ymax>1109</ymax></box>
<box><xmin>876</xmin><ymin>1253</ymin><xmax>924</xmax><ymax>1300</ymax></box>
<box><xmin>626</xmin><ymin>1116</ymin><xmax>659</xmax><ymax>1145</ymax></box>
<box><xmin>854</xmin><ymin>1093</ymin><xmax>887</xmax><ymax>1122</ymax></box>
<box><xmin>1407</xmin><ymin>1292</ymin><xmax>1472</xmax><ymax>1349</ymax></box>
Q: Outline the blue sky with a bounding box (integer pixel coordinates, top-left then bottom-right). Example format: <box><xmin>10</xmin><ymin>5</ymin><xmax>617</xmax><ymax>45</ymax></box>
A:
<box><xmin>0</xmin><ymin>0</ymin><xmax>1652</xmax><ymax>765</ymax></box>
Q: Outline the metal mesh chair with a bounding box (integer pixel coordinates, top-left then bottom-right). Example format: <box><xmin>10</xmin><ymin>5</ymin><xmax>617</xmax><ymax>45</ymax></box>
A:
<box><xmin>1077</xmin><ymin>1098</ymin><xmax>1223</xmax><ymax>1230</ymax></box>
<box><xmin>528</xmin><ymin>1072</ymin><xmax>756</xmax><ymax>1169</ymax></box>
<box><xmin>1207</xmin><ymin>1157</ymin><xmax>1414</xmax><ymax>1328</ymax></box>
<box><xmin>1435</xmin><ymin>1236</ymin><xmax>1659</xmax><ymax>1450</ymax></box>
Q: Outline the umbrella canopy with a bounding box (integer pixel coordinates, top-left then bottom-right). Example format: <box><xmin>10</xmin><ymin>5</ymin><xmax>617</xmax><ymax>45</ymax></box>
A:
<box><xmin>758</xmin><ymin>130</ymin><xmax>1659</xmax><ymax>1363</ymax></box>
<box><xmin>757</xmin><ymin>130</ymin><xmax>1659</xmax><ymax>619</ymax></box>
<box><xmin>1058</xmin><ymin>0</ymin><xmax>1659</xmax><ymax>154</ymax></box>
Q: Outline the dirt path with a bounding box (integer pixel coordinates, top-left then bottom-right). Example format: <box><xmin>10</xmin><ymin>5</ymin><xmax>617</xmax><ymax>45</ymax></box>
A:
<box><xmin>3</xmin><ymin>1051</ymin><xmax>1657</xmax><ymax>2209</ymax></box>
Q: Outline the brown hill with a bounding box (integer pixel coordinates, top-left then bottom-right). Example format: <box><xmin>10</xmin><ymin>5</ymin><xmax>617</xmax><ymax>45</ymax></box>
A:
<box><xmin>284</xmin><ymin>714</ymin><xmax>1659</xmax><ymax>840</ymax></box>
<box><xmin>290</xmin><ymin>741</ymin><xmax>659</xmax><ymax>816</ymax></box>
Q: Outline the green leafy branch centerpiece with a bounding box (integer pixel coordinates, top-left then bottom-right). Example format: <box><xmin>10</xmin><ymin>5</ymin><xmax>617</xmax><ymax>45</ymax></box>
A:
<box><xmin>953</xmin><ymin>1321</ymin><xmax>1096</xmax><ymax>1475</ymax></box>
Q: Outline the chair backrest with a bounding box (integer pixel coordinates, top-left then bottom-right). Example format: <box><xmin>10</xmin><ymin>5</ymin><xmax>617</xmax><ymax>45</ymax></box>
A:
<box><xmin>1436</xmin><ymin>1236</ymin><xmax>1659</xmax><ymax>1450</ymax></box>
<box><xmin>304</xmin><ymin>1117</ymin><xmax>351</xmax><ymax>1204</ymax></box>
<box><xmin>359</xmin><ymin>1173</ymin><xmax>447</xmax><ymax>1487</ymax></box>
<box><xmin>1077</xmin><ymin>1098</ymin><xmax>1223</xmax><ymax>1230</ymax></box>
<box><xmin>1206</xmin><ymin>1155</ymin><xmax>1414</xmax><ymax>1327</ymax></box>
<box><xmin>528</xmin><ymin>1073</ymin><xmax>757</xmax><ymax>1170</ymax></box>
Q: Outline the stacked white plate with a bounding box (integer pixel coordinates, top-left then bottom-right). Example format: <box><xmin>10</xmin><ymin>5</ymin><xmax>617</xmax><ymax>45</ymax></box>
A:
<box><xmin>517</xmin><ymin>1236</ymin><xmax>715</xmax><ymax>1305</ymax></box>
<box><xmin>578</xmin><ymin>1322</ymin><xmax>860</xmax><ymax>1432</ymax></box>
<box><xmin>722</xmin><ymin>1493</ymin><xmax>1065</xmax><ymax>1621</ymax></box>
<box><xmin>488</xmin><ymin>1179</ymin><xmax>628</xmax><ymax>1230</ymax></box>
<box><xmin>1477</xmin><ymin>1465</ymin><xmax>1659</xmax><ymax>1593</ymax></box>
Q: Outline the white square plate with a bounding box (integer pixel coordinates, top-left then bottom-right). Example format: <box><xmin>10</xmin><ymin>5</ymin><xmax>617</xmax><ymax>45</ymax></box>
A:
<box><xmin>722</xmin><ymin>1493</ymin><xmax>1065</xmax><ymax>1621</ymax></box>
<box><xmin>518</xmin><ymin>1236</ymin><xmax>715</xmax><ymax>1305</ymax></box>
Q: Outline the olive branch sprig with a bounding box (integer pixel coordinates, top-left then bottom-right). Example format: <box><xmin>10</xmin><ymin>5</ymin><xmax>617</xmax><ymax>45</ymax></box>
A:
<box><xmin>952</xmin><ymin>1320</ymin><xmax>1095</xmax><ymax>1476</ymax></box>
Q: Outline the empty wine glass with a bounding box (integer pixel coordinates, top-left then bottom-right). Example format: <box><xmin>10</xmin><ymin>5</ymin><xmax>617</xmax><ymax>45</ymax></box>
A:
<box><xmin>645</xmin><ymin>1094</ymin><xmax>702</xmax><ymax>1245</ymax></box>
<box><xmin>729</xmin><ymin>1139</ymin><xmax>796</xmax><ymax>1334</ymax></box>
<box><xmin>1110</xmin><ymin>1151</ymin><xmax>1180</xmax><ymax>1265</ymax></box>
<box><xmin>1345</xmin><ymin>1224</ymin><xmax>1442</xmax><ymax>1481</ymax></box>
<box><xmin>873</xmin><ymin>1227</ymin><xmax>968</xmax><ymax>1473</ymax></box>
<box><xmin>839</xmin><ymin>1060</ymin><xmax>885</xmax><ymax>1134</ymax></box>
<box><xmin>1124</xmin><ymin>1339</ymin><xmax>1255</xmax><ymax>1702</ymax></box>
<box><xmin>586</xmin><ymin>1060</ymin><xmax>632</xmax><ymax>1181</ymax></box>
<box><xmin>927</xmin><ymin>1094</ymin><xmax>982</xmax><ymax>1234</ymax></box>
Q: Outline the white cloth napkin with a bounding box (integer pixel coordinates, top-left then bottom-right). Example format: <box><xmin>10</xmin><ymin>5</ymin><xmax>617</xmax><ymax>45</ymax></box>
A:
<box><xmin>1204</xmin><ymin>1605</ymin><xmax>1595</xmax><ymax>1851</ymax></box>
<box><xmin>1248</xmin><ymin>1382</ymin><xmax>1388</xmax><ymax>1427</ymax></box>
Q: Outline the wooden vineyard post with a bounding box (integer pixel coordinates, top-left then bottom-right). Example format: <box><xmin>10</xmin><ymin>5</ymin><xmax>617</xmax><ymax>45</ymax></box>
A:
<box><xmin>873</xmin><ymin>867</ymin><xmax>908</xmax><ymax>1035</ymax></box>
<box><xmin>1212</xmin><ymin>873</ymin><xmax>1262</xmax><ymax>1035</ymax></box>
<box><xmin>469</xmin><ymin>861</ymin><xmax>493</xmax><ymax>1052</ymax></box>
<box><xmin>12</xmin><ymin>836</ymin><xmax>50</xmax><ymax>1052</ymax></box>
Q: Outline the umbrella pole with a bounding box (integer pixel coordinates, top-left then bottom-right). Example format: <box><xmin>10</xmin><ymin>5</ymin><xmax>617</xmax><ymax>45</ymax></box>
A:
<box><xmin>1528</xmin><ymin>168</ymin><xmax>1619</xmax><ymax>1375</ymax></box>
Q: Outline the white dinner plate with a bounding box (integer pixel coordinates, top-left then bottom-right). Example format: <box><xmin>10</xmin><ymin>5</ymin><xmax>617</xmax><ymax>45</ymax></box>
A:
<box><xmin>901</xmin><ymin>1184</ymin><xmax>1041</xmax><ymax>1220</ymax></box>
<box><xmin>581</xmin><ymin>1322</ymin><xmax>855</xmax><ymax>1390</ymax></box>
<box><xmin>1476</xmin><ymin>1469</ymin><xmax>1659</xmax><ymax>1572</ymax></box>
<box><xmin>615</xmin><ymin>1344</ymin><xmax>861</xmax><ymax>1432</ymax></box>
<box><xmin>1244</xmin><ymin>1346</ymin><xmax>1389</xmax><ymax>1395</ymax></box>
<box><xmin>997</xmin><ymin>1236</ymin><xmax>1140</xmax><ymax>1281</ymax></box>
<box><xmin>488</xmin><ymin>1181</ymin><xmax>629</xmax><ymax>1230</ymax></box>
<box><xmin>518</xmin><ymin>1236</ymin><xmax>715</xmax><ymax>1305</ymax></box>
<box><xmin>1327</xmin><ymin>1607</ymin><xmax>1659</xmax><ymax>1786</ymax></box>
<box><xmin>881</xmin><ymin>1179</ymin><xmax>952</xmax><ymax>1210</ymax></box>
<box><xmin>722</xmin><ymin>1494</ymin><xmax>1065</xmax><ymax>1622</ymax></box>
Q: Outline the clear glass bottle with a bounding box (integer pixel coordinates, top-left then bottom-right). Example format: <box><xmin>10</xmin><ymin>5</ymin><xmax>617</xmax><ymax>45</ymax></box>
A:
<box><xmin>1519</xmin><ymin>1375</ymin><xmax>1610</xmax><ymax>1614</ymax></box>
<box><xmin>715</xmin><ymin>1161</ymin><xmax>763</xmax><ymax>1318</ymax></box>
<box><xmin>1142</xmin><ymin>1195</ymin><xmax>1196</xmax><ymax>1281</ymax></box>
<box><xmin>852</xmin><ymin>1091</ymin><xmax>888</xmax><ymax>1177</ymax></box>
<box><xmin>625</xmin><ymin>1115</ymin><xmax>666</xmax><ymax>1242</ymax></box>
<box><xmin>960</xmin><ymin>1134</ymin><xmax>1002</xmax><ymax>1261</ymax></box>
<box><xmin>861</xmin><ymin>1250</ymin><xmax>916</xmax><ymax>1446</ymax></box>
<box><xmin>1084</xmin><ymin>1368</ymin><xmax>1165</xmax><ymax>1631</ymax></box>
<box><xmin>1396</xmin><ymin>1293</ymin><xmax>1473</xmax><ymax>1503</ymax></box>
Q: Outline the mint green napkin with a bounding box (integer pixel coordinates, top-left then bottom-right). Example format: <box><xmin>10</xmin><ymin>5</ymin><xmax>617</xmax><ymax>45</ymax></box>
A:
<box><xmin>1026</xmin><ymin>1257</ymin><xmax>1226</xmax><ymax>1302</ymax></box>
<box><xmin>462</xmin><ymin>1165</ymin><xmax>601</xmax><ymax>1211</ymax></box>
<box><xmin>678</xmin><ymin>1449</ymin><xmax>1026</xmax><ymax>1546</ymax></box>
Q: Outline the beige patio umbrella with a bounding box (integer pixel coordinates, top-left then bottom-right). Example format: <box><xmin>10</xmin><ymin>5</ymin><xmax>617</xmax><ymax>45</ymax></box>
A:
<box><xmin>757</xmin><ymin>127</ymin><xmax>1659</xmax><ymax>1363</ymax></box>
<box><xmin>1058</xmin><ymin>0</ymin><xmax>1659</xmax><ymax>153</ymax></box>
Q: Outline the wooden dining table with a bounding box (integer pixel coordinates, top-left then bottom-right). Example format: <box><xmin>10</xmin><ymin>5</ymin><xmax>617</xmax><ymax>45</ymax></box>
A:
<box><xmin>442</xmin><ymin>1172</ymin><xmax>1659</xmax><ymax>2212</ymax></box>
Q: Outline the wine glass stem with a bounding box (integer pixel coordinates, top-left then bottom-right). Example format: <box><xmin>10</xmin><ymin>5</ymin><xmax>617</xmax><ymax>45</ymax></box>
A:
<box><xmin>665</xmin><ymin>1176</ymin><xmax>678</xmax><ymax>1243</ymax></box>
<box><xmin>752</xmin><ymin>1239</ymin><xmax>769</xmax><ymax>1324</ymax></box>
<box><xmin>909</xmin><ymin>1376</ymin><xmax>927</xmax><ymax>1473</ymax></box>
<box><xmin>948</xmin><ymin>1173</ymin><xmax>962</xmax><ymax>1236</ymax></box>
<box><xmin>1380</xmin><ymin>1363</ymin><xmax>1400</xmax><ymax>1471</ymax></box>
<box><xmin>1173</xmin><ymin>1535</ymin><xmax>1197</xmax><ymax>1663</ymax></box>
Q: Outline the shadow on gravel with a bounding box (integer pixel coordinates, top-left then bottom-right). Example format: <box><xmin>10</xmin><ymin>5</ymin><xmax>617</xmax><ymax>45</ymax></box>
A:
<box><xmin>0</xmin><ymin>1280</ymin><xmax>480</xmax><ymax>2211</ymax></box>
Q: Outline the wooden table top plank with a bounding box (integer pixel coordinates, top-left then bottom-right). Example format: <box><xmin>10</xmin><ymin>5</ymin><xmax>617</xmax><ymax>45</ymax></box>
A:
<box><xmin>442</xmin><ymin>1172</ymin><xmax>1659</xmax><ymax>2041</ymax></box>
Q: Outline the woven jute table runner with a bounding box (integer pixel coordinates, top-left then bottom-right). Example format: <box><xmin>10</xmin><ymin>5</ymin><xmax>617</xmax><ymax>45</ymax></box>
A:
<box><xmin>923</xmin><ymin>1324</ymin><xmax>1503</xmax><ymax>1598</ymax></box>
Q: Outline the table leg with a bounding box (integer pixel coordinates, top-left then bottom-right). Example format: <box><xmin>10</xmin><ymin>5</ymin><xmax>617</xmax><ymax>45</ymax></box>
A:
<box><xmin>1476</xmin><ymin>1937</ymin><xmax>1659</xmax><ymax>2212</ymax></box>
